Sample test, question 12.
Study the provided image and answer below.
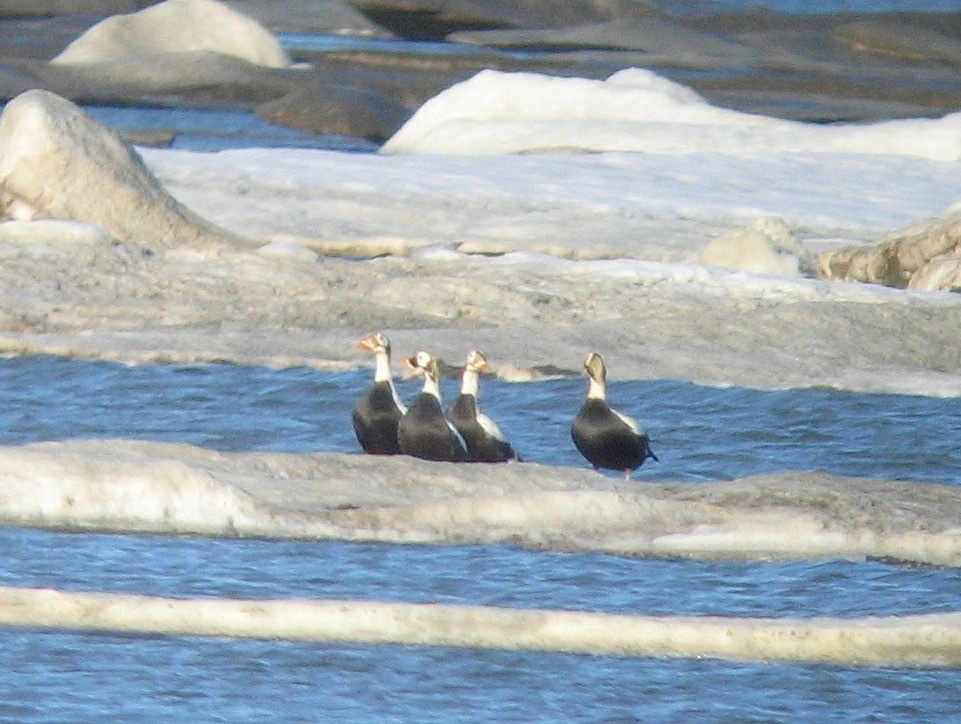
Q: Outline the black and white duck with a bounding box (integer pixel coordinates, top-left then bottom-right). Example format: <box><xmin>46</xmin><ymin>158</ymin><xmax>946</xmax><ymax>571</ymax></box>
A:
<box><xmin>571</xmin><ymin>352</ymin><xmax>657</xmax><ymax>479</ymax></box>
<box><xmin>447</xmin><ymin>350</ymin><xmax>518</xmax><ymax>463</ymax></box>
<box><xmin>351</xmin><ymin>332</ymin><xmax>406</xmax><ymax>455</ymax></box>
<box><xmin>398</xmin><ymin>351</ymin><xmax>468</xmax><ymax>462</ymax></box>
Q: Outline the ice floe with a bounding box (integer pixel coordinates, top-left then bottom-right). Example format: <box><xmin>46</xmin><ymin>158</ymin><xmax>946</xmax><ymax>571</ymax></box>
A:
<box><xmin>381</xmin><ymin>69</ymin><xmax>961</xmax><ymax>160</ymax></box>
<box><xmin>2</xmin><ymin>439</ymin><xmax>961</xmax><ymax>568</ymax></box>
<box><xmin>0</xmin><ymin>89</ymin><xmax>241</xmax><ymax>250</ymax></box>
<box><xmin>1</xmin><ymin>585</ymin><xmax>960</xmax><ymax>667</ymax></box>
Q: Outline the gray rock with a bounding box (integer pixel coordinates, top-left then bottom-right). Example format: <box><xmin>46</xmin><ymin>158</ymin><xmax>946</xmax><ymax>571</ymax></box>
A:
<box><xmin>0</xmin><ymin>62</ymin><xmax>44</xmax><ymax>99</ymax></box>
<box><xmin>449</xmin><ymin>17</ymin><xmax>754</xmax><ymax>60</ymax></box>
<box><xmin>835</xmin><ymin>19</ymin><xmax>961</xmax><ymax>68</ymax></box>
<box><xmin>41</xmin><ymin>49</ymin><xmax>301</xmax><ymax>103</ymax></box>
<box><xmin>224</xmin><ymin>0</ymin><xmax>390</xmax><ymax>36</ymax></box>
<box><xmin>340</xmin><ymin>0</ymin><xmax>657</xmax><ymax>36</ymax></box>
<box><xmin>256</xmin><ymin>83</ymin><xmax>410</xmax><ymax>139</ymax></box>
<box><xmin>0</xmin><ymin>0</ymin><xmax>140</xmax><ymax>16</ymax></box>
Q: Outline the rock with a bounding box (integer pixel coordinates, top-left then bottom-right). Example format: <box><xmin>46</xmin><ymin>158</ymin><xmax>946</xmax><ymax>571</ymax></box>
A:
<box><xmin>0</xmin><ymin>0</ymin><xmax>139</xmax><ymax>16</ymax></box>
<box><xmin>0</xmin><ymin>89</ymin><xmax>243</xmax><ymax>250</ymax></box>
<box><xmin>41</xmin><ymin>50</ymin><xmax>299</xmax><ymax>103</ymax></box>
<box><xmin>449</xmin><ymin>17</ymin><xmax>754</xmax><ymax>61</ymax></box>
<box><xmin>256</xmin><ymin>84</ymin><xmax>410</xmax><ymax>139</ymax></box>
<box><xmin>339</xmin><ymin>0</ymin><xmax>656</xmax><ymax>37</ymax></box>
<box><xmin>0</xmin><ymin>63</ymin><xmax>44</xmax><ymax>100</ymax></box>
<box><xmin>835</xmin><ymin>20</ymin><xmax>961</xmax><ymax>67</ymax></box>
<box><xmin>224</xmin><ymin>0</ymin><xmax>390</xmax><ymax>36</ymax></box>
<box><xmin>818</xmin><ymin>205</ymin><xmax>961</xmax><ymax>290</ymax></box>
<box><xmin>51</xmin><ymin>0</ymin><xmax>292</xmax><ymax>69</ymax></box>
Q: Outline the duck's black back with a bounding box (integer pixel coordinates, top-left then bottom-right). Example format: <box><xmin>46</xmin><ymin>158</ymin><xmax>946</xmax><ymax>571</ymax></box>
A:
<box><xmin>448</xmin><ymin>394</ymin><xmax>515</xmax><ymax>463</ymax></box>
<box><xmin>399</xmin><ymin>393</ymin><xmax>467</xmax><ymax>462</ymax></box>
<box><xmin>572</xmin><ymin>398</ymin><xmax>652</xmax><ymax>473</ymax></box>
<box><xmin>352</xmin><ymin>381</ymin><xmax>403</xmax><ymax>455</ymax></box>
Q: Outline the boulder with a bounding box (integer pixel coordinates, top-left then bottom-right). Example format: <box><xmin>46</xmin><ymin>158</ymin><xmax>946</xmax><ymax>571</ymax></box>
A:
<box><xmin>818</xmin><ymin>205</ymin><xmax>961</xmax><ymax>291</ymax></box>
<box><xmin>41</xmin><ymin>50</ymin><xmax>298</xmax><ymax>103</ymax></box>
<box><xmin>835</xmin><ymin>20</ymin><xmax>961</xmax><ymax>68</ymax></box>
<box><xmin>0</xmin><ymin>89</ymin><xmax>243</xmax><ymax>250</ymax></box>
<box><xmin>256</xmin><ymin>84</ymin><xmax>410</xmax><ymax>139</ymax></box>
<box><xmin>0</xmin><ymin>0</ymin><xmax>139</xmax><ymax>16</ymax></box>
<box><xmin>223</xmin><ymin>0</ymin><xmax>389</xmax><ymax>36</ymax></box>
<box><xmin>449</xmin><ymin>17</ymin><xmax>754</xmax><ymax>61</ymax></box>
<box><xmin>50</xmin><ymin>0</ymin><xmax>292</xmax><ymax>69</ymax></box>
<box><xmin>339</xmin><ymin>0</ymin><xmax>656</xmax><ymax>37</ymax></box>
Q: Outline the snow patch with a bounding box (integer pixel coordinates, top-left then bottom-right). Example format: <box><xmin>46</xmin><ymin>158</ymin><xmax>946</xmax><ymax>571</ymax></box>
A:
<box><xmin>383</xmin><ymin>69</ymin><xmax>961</xmax><ymax>160</ymax></box>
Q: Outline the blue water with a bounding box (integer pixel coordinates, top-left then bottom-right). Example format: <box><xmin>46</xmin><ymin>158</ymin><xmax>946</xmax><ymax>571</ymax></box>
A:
<box><xmin>0</xmin><ymin>356</ymin><xmax>961</xmax><ymax>720</ymax></box>
<box><xmin>82</xmin><ymin>105</ymin><xmax>380</xmax><ymax>153</ymax></box>
<box><xmin>1</xmin><ymin>355</ymin><xmax>958</xmax><ymax>485</ymax></box>
<box><xmin>278</xmin><ymin>32</ymin><xmax>516</xmax><ymax>57</ymax></box>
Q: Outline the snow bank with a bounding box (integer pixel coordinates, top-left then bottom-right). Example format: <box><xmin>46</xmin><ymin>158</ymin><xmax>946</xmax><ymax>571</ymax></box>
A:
<box><xmin>51</xmin><ymin>0</ymin><xmax>292</xmax><ymax>69</ymax></box>
<box><xmin>2</xmin><ymin>440</ymin><xmax>961</xmax><ymax>568</ymax></box>
<box><xmin>144</xmin><ymin>143</ymin><xmax>961</xmax><ymax>258</ymax></box>
<box><xmin>382</xmin><ymin>69</ymin><xmax>961</xmax><ymax>160</ymax></box>
<box><xmin>2</xmin><ymin>586</ymin><xmax>961</xmax><ymax>667</ymax></box>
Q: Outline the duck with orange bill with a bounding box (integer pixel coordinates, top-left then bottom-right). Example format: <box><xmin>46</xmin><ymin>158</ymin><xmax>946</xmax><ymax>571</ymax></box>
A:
<box><xmin>352</xmin><ymin>332</ymin><xmax>406</xmax><ymax>455</ymax></box>
<box><xmin>447</xmin><ymin>350</ymin><xmax>519</xmax><ymax>463</ymax></box>
<box><xmin>398</xmin><ymin>351</ymin><xmax>468</xmax><ymax>462</ymax></box>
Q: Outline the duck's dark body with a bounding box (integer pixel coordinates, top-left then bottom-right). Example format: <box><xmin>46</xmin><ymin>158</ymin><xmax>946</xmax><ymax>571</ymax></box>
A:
<box><xmin>447</xmin><ymin>394</ymin><xmax>516</xmax><ymax>463</ymax></box>
<box><xmin>352</xmin><ymin>381</ymin><xmax>404</xmax><ymax>455</ymax></box>
<box><xmin>399</xmin><ymin>394</ymin><xmax>467</xmax><ymax>462</ymax></box>
<box><xmin>572</xmin><ymin>398</ymin><xmax>656</xmax><ymax>474</ymax></box>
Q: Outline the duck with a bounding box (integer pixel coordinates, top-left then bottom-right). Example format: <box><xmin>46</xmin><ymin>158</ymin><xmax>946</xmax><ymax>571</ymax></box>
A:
<box><xmin>571</xmin><ymin>352</ymin><xmax>657</xmax><ymax>480</ymax></box>
<box><xmin>447</xmin><ymin>350</ymin><xmax>518</xmax><ymax>463</ymax></box>
<box><xmin>398</xmin><ymin>351</ymin><xmax>468</xmax><ymax>462</ymax></box>
<box><xmin>352</xmin><ymin>332</ymin><xmax>407</xmax><ymax>455</ymax></box>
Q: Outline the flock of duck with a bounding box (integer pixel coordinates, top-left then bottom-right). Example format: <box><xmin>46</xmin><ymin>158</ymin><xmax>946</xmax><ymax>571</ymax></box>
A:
<box><xmin>351</xmin><ymin>332</ymin><xmax>658</xmax><ymax>479</ymax></box>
